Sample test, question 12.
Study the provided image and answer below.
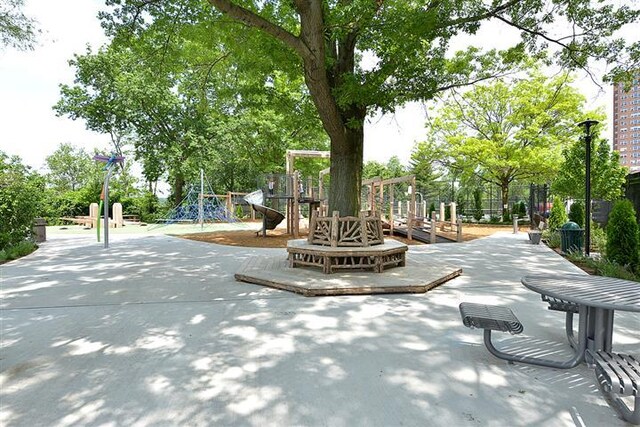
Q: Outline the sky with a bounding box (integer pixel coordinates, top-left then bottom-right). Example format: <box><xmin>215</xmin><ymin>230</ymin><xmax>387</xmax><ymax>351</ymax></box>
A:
<box><xmin>0</xmin><ymin>1</ymin><xmax>626</xmax><ymax>173</ymax></box>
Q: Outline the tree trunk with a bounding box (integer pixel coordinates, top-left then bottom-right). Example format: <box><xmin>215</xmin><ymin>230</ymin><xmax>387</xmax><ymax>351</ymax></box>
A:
<box><xmin>174</xmin><ymin>173</ymin><xmax>185</xmax><ymax>207</ymax></box>
<box><xmin>501</xmin><ymin>180</ymin><xmax>510</xmax><ymax>221</ymax></box>
<box><xmin>329</xmin><ymin>123</ymin><xmax>364</xmax><ymax>216</ymax></box>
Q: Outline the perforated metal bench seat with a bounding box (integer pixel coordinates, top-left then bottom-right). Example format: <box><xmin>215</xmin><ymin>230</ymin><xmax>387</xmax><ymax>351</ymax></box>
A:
<box><xmin>541</xmin><ymin>294</ymin><xmax>579</xmax><ymax>313</ymax></box>
<box><xmin>590</xmin><ymin>351</ymin><xmax>640</xmax><ymax>424</ymax></box>
<box><xmin>459</xmin><ymin>302</ymin><xmax>523</xmax><ymax>334</ymax></box>
<box><xmin>459</xmin><ymin>302</ymin><xmax>587</xmax><ymax>369</ymax></box>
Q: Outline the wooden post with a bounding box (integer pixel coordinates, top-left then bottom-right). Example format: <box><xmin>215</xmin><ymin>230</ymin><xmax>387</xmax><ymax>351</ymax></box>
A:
<box><xmin>372</xmin><ymin>183</ymin><xmax>377</xmax><ymax>211</ymax></box>
<box><xmin>331</xmin><ymin>210</ymin><xmax>339</xmax><ymax>247</ymax></box>
<box><xmin>430</xmin><ymin>211</ymin><xmax>437</xmax><ymax>244</ymax></box>
<box><xmin>513</xmin><ymin>215</ymin><xmax>518</xmax><ymax>234</ymax></box>
<box><xmin>389</xmin><ymin>185</ymin><xmax>394</xmax><ymax>234</ymax></box>
<box><xmin>293</xmin><ymin>171</ymin><xmax>300</xmax><ymax>238</ymax></box>
<box><xmin>379</xmin><ymin>179</ymin><xmax>384</xmax><ymax>218</ymax></box>
<box><xmin>450</xmin><ymin>202</ymin><xmax>457</xmax><ymax>229</ymax></box>
<box><xmin>457</xmin><ymin>218</ymin><xmax>463</xmax><ymax>242</ymax></box>
<box><xmin>360</xmin><ymin>211</ymin><xmax>369</xmax><ymax>246</ymax></box>
<box><xmin>375</xmin><ymin>210</ymin><xmax>385</xmax><ymax>243</ymax></box>
<box><xmin>226</xmin><ymin>192</ymin><xmax>232</xmax><ymax>217</ymax></box>
<box><xmin>440</xmin><ymin>202</ymin><xmax>445</xmax><ymax>231</ymax></box>
<box><xmin>408</xmin><ymin>210</ymin><xmax>413</xmax><ymax>241</ymax></box>
<box><xmin>308</xmin><ymin>210</ymin><xmax>317</xmax><ymax>244</ymax></box>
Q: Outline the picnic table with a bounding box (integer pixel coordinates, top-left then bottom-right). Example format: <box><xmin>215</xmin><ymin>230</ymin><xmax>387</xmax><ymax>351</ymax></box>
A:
<box><xmin>461</xmin><ymin>274</ymin><xmax>640</xmax><ymax>423</ymax></box>
<box><xmin>521</xmin><ymin>273</ymin><xmax>640</xmax><ymax>362</ymax></box>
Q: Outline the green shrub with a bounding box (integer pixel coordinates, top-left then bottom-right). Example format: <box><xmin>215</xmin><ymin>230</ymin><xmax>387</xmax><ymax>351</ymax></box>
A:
<box><xmin>606</xmin><ymin>199</ymin><xmax>640</xmax><ymax>271</ymax></box>
<box><xmin>0</xmin><ymin>241</ymin><xmax>38</xmax><ymax>263</ymax></box>
<box><xmin>512</xmin><ymin>201</ymin><xmax>526</xmax><ymax>218</ymax></box>
<box><xmin>473</xmin><ymin>189</ymin><xmax>483</xmax><ymax>221</ymax></box>
<box><xmin>548</xmin><ymin>197</ymin><xmax>568</xmax><ymax>231</ymax></box>
<box><xmin>489</xmin><ymin>215</ymin><xmax>501</xmax><ymax>224</ymax></box>
<box><xmin>542</xmin><ymin>229</ymin><xmax>561</xmax><ymax>248</ymax></box>
<box><xmin>594</xmin><ymin>259</ymin><xmax>638</xmax><ymax>282</ymax></box>
<box><xmin>568</xmin><ymin>202</ymin><xmax>585</xmax><ymax>228</ymax></box>
<box><xmin>590</xmin><ymin>222</ymin><xmax>607</xmax><ymax>254</ymax></box>
<box><xmin>429</xmin><ymin>202</ymin><xmax>436</xmax><ymax>214</ymax></box>
<box><xmin>445</xmin><ymin>205</ymin><xmax>451</xmax><ymax>221</ymax></box>
<box><xmin>0</xmin><ymin>153</ymin><xmax>44</xmax><ymax>250</ymax></box>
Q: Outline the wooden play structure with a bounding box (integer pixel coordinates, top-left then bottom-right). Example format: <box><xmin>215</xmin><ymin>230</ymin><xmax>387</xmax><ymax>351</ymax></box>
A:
<box><xmin>255</xmin><ymin>150</ymin><xmax>329</xmax><ymax>238</ymax></box>
<box><xmin>362</xmin><ymin>175</ymin><xmax>463</xmax><ymax>243</ymax></box>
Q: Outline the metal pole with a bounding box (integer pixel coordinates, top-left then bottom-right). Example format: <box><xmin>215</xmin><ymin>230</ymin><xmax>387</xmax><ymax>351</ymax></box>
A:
<box><xmin>199</xmin><ymin>169</ymin><xmax>204</xmax><ymax>229</ymax></box>
<box><xmin>103</xmin><ymin>168</ymin><xmax>114</xmax><ymax>249</ymax></box>
<box><xmin>578</xmin><ymin>119</ymin><xmax>599</xmax><ymax>257</ymax></box>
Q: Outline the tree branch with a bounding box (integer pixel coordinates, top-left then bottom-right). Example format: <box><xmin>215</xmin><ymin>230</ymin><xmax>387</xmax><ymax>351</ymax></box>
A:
<box><xmin>208</xmin><ymin>0</ymin><xmax>308</xmax><ymax>57</ymax></box>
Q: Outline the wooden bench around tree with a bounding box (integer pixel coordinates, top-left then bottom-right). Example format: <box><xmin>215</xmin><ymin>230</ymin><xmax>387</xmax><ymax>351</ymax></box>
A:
<box><xmin>590</xmin><ymin>350</ymin><xmax>640</xmax><ymax>425</ymax></box>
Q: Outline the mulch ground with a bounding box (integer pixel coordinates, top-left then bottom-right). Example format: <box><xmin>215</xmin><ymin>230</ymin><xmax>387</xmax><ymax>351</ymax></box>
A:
<box><xmin>179</xmin><ymin>224</ymin><xmax>528</xmax><ymax>248</ymax></box>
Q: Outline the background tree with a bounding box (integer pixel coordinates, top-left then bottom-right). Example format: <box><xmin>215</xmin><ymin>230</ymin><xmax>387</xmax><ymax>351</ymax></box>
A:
<box><xmin>427</xmin><ymin>71</ymin><xmax>586</xmax><ymax>220</ymax></box>
<box><xmin>0</xmin><ymin>0</ymin><xmax>37</xmax><ymax>50</ymax></box>
<box><xmin>553</xmin><ymin>130</ymin><xmax>627</xmax><ymax>201</ymax></box>
<box><xmin>362</xmin><ymin>156</ymin><xmax>406</xmax><ymax>181</ymax></box>
<box><xmin>409</xmin><ymin>140</ymin><xmax>448</xmax><ymax>203</ymax></box>
<box><xmin>101</xmin><ymin>0</ymin><xmax>640</xmax><ymax>216</ymax></box>
<box><xmin>56</xmin><ymin>27</ymin><xmax>328</xmax><ymax>203</ymax></box>
<box><xmin>473</xmin><ymin>188</ymin><xmax>483</xmax><ymax>221</ymax></box>
<box><xmin>44</xmin><ymin>143</ymin><xmax>93</xmax><ymax>192</ymax></box>
<box><xmin>0</xmin><ymin>152</ymin><xmax>43</xmax><ymax>250</ymax></box>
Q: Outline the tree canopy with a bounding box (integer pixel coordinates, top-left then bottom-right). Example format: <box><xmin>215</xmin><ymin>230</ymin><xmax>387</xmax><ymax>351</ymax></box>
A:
<box><xmin>0</xmin><ymin>0</ymin><xmax>37</xmax><ymax>50</ymax></box>
<box><xmin>55</xmin><ymin>18</ymin><xmax>328</xmax><ymax>204</ymax></box>
<box><xmin>93</xmin><ymin>1</ymin><xmax>639</xmax><ymax>214</ymax></box>
<box><xmin>421</xmin><ymin>70</ymin><xmax>588</xmax><ymax>219</ymax></box>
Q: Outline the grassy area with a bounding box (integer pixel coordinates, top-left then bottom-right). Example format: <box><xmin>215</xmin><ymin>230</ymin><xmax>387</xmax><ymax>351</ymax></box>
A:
<box><xmin>0</xmin><ymin>241</ymin><xmax>38</xmax><ymax>264</ymax></box>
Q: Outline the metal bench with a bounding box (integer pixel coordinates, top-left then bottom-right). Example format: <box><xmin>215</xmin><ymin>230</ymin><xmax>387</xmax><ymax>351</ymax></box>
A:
<box><xmin>590</xmin><ymin>350</ymin><xmax>640</xmax><ymax>425</ymax></box>
<box><xmin>541</xmin><ymin>294</ymin><xmax>579</xmax><ymax>349</ymax></box>
<box><xmin>459</xmin><ymin>302</ymin><xmax>586</xmax><ymax>369</ymax></box>
<box><xmin>459</xmin><ymin>302</ymin><xmax>523</xmax><ymax>334</ymax></box>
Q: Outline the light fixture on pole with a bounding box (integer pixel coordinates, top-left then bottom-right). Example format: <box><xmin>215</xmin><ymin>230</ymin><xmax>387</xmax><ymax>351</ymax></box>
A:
<box><xmin>577</xmin><ymin>119</ymin><xmax>599</xmax><ymax>257</ymax></box>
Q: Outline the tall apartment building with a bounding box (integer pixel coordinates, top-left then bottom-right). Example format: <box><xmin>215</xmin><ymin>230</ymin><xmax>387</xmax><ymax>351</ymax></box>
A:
<box><xmin>613</xmin><ymin>74</ymin><xmax>640</xmax><ymax>172</ymax></box>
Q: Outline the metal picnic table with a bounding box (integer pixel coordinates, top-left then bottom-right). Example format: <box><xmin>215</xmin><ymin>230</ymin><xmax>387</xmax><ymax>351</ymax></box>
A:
<box><xmin>519</xmin><ymin>273</ymin><xmax>640</xmax><ymax>367</ymax></box>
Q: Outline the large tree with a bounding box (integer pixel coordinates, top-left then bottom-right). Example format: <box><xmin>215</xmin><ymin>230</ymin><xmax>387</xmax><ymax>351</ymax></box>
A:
<box><xmin>424</xmin><ymin>71</ymin><xmax>587</xmax><ymax>219</ymax></box>
<box><xmin>101</xmin><ymin>0</ymin><xmax>639</xmax><ymax>215</ymax></box>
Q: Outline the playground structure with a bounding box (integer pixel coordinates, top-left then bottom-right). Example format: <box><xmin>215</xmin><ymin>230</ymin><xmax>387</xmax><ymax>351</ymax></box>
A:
<box><xmin>362</xmin><ymin>175</ymin><xmax>463</xmax><ymax>244</ymax></box>
<box><xmin>243</xmin><ymin>190</ymin><xmax>286</xmax><ymax>237</ymax></box>
<box><xmin>153</xmin><ymin>170</ymin><xmax>254</xmax><ymax>229</ymax></box>
<box><xmin>253</xmin><ymin>150</ymin><xmax>463</xmax><ymax>243</ymax></box>
<box><xmin>254</xmin><ymin>150</ymin><xmax>330</xmax><ymax>238</ymax></box>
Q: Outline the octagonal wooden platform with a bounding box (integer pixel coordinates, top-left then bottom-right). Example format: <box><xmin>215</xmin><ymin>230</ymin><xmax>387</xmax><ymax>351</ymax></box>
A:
<box><xmin>235</xmin><ymin>251</ymin><xmax>462</xmax><ymax>297</ymax></box>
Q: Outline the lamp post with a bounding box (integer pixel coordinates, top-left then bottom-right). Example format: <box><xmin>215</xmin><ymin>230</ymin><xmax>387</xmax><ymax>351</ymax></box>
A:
<box><xmin>577</xmin><ymin>119</ymin><xmax>599</xmax><ymax>257</ymax></box>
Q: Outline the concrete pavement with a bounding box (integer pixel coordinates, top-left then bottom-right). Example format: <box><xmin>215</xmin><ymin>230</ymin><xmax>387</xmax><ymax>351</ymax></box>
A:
<box><xmin>1</xmin><ymin>231</ymin><xmax>638</xmax><ymax>426</ymax></box>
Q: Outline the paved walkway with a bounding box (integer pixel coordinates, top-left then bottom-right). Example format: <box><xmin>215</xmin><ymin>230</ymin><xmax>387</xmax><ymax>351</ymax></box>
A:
<box><xmin>1</xmin><ymin>232</ymin><xmax>638</xmax><ymax>426</ymax></box>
